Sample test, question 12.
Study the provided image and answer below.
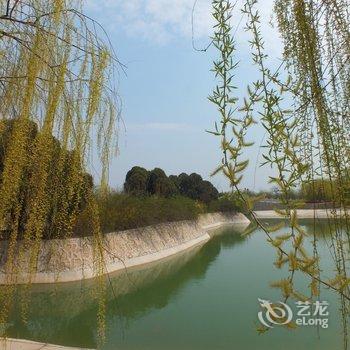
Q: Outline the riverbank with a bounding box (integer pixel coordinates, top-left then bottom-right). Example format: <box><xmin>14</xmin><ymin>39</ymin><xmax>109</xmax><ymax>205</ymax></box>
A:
<box><xmin>254</xmin><ymin>208</ymin><xmax>349</xmax><ymax>219</ymax></box>
<box><xmin>0</xmin><ymin>338</ymin><xmax>92</xmax><ymax>350</ymax></box>
<box><xmin>0</xmin><ymin>212</ymin><xmax>250</xmax><ymax>285</ymax></box>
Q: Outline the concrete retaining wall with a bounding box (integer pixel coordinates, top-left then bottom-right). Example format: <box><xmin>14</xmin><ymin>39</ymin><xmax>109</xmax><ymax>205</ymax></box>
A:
<box><xmin>0</xmin><ymin>338</ymin><xmax>92</xmax><ymax>350</ymax></box>
<box><xmin>0</xmin><ymin>212</ymin><xmax>250</xmax><ymax>284</ymax></box>
<box><xmin>254</xmin><ymin>208</ymin><xmax>350</xmax><ymax>219</ymax></box>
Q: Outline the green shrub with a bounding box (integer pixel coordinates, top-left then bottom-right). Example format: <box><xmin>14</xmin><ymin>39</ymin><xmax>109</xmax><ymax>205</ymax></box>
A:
<box><xmin>300</xmin><ymin>179</ymin><xmax>350</xmax><ymax>203</ymax></box>
<box><xmin>96</xmin><ymin>192</ymin><xmax>204</xmax><ymax>233</ymax></box>
<box><xmin>207</xmin><ymin>194</ymin><xmax>240</xmax><ymax>213</ymax></box>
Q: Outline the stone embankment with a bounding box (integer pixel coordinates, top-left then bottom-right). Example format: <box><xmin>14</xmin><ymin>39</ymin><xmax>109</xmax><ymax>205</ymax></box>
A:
<box><xmin>254</xmin><ymin>208</ymin><xmax>349</xmax><ymax>219</ymax></box>
<box><xmin>0</xmin><ymin>338</ymin><xmax>92</xmax><ymax>350</ymax></box>
<box><xmin>0</xmin><ymin>212</ymin><xmax>250</xmax><ymax>284</ymax></box>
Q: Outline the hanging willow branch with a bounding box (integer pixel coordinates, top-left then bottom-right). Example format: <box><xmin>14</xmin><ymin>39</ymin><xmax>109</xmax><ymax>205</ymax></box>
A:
<box><xmin>209</xmin><ymin>0</ymin><xmax>349</xmax><ymax>345</ymax></box>
<box><xmin>0</xmin><ymin>0</ymin><xmax>120</xmax><ymax>340</ymax></box>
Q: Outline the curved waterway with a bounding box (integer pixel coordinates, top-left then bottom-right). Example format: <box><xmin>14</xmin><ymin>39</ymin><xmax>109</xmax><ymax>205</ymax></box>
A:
<box><xmin>6</xmin><ymin>220</ymin><xmax>349</xmax><ymax>349</ymax></box>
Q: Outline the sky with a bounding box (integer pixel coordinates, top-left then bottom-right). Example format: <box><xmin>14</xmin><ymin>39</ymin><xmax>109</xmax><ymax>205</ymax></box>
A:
<box><xmin>85</xmin><ymin>0</ymin><xmax>284</xmax><ymax>192</ymax></box>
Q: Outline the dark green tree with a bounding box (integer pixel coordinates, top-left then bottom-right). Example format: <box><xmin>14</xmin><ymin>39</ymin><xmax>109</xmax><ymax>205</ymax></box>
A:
<box><xmin>124</xmin><ymin>166</ymin><xmax>150</xmax><ymax>195</ymax></box>
<box><xmin>198</xmin><ymin>180</ymin><xmax>219</xmax><ymax>204</ymax></box>
<box><xmin>0</xmin><ymin>119</ymin><xmax>94</xmax><ymax>239</ymax></box>
<box><xmin>123</xmin><ymin>167</ymin><xmax>219</xmax><ymax>202</ymax></box>
<box><xmin>169</xmin><ymin>175</ymin><xmax>180</xmax><ymax>189</ymax></box>
<box><xmin>172</xmin><ymin>172</ymin><xmax>219</xmax><ymax>203</ymax></box>
<box><xmin>147</xmin><ymin>168</ymin><xmax>178</xmax><ymax>197</ymax></box>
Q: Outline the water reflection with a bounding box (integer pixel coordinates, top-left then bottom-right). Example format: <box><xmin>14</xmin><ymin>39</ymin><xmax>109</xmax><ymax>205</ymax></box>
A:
<box><xmin>261</xmin><ymin>217</ymin><xmax>350</xmax><ymax>236</ymax></box>
<box><xmin>7</xmin><ymin>226</ymin><xmax>246</xmax><ymax>348</ymax></box>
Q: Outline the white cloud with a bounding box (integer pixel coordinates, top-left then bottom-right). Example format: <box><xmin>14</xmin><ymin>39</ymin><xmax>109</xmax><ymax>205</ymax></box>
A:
<box><xmin>87</xmin><ymin>1</ymin><xmax>276</xmax><ymax>42</ymax></box>
<box><xmin>86</xmin><ymin>0</ymin><xmax>213</xmax><ymax>43</ymax></box>
<box><xmin>86</xmin><ymin>0</ymin><xmax>282</xmax><ymax>55</ymax></box>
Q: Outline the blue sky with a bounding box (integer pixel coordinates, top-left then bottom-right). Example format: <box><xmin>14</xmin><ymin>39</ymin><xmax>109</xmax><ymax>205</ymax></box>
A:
<box><xmin>86</xmin><ymin>0</ymin><xmax>283</xmax><ymax>192</ymax></box>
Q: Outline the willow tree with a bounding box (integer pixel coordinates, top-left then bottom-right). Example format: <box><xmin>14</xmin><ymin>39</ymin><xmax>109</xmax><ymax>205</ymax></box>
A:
<box><xmin>209</xmin><ymin>0</ymin><xmax>349</xmax><ymax>346</ymax></box>
<box><xmin>0</xmin><ymin>0</ymin><xmax>118</xmax><ymax>341</ymax></box>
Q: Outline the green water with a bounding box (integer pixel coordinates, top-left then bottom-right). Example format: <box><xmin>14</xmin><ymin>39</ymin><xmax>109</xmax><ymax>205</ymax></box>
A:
<box><xmin>6</xmin><ymin>220</ymin><xmax>349</xmax><ymax>349</ymax></box>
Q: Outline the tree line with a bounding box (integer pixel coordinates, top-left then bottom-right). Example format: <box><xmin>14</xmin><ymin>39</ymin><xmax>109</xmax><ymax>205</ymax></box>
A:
<box><xmin>124</xmin><ymin>166</ymin><xmax>219</xmax><ymax>204</ymax></box>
